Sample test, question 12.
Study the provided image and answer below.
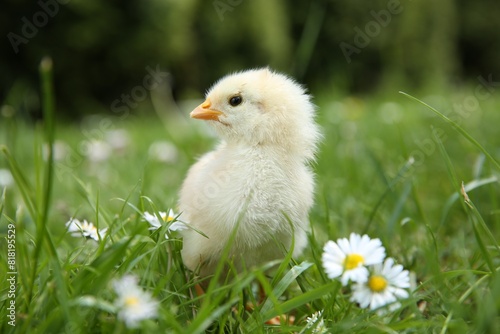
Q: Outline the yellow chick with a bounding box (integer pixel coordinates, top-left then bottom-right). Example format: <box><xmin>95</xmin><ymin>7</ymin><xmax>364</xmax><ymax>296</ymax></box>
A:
<box><xmin>178</xmin><ymin>68</ymin><xmax>321</xmax><ymax>278</ymax></box>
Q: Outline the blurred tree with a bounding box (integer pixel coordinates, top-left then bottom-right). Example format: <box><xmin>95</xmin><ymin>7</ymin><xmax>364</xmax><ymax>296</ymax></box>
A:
<box><xmin>378</xmin><ymin>0</ymin><xmax>459</xmax><ymax>92</ymax></box>
<box><xmin>0</xmin><ymin>0</ymin><xmax>498</xmax><ymax>120</ymax></box>
<box><xmin>457</xmin><ymin>0</ymin><xmax>500</xmax><ymax>79</ymax></box>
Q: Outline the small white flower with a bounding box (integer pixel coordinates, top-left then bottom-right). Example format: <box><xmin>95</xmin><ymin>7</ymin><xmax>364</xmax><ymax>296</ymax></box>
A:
<box><xmin>350</xmin><ymin>257</ymin><xmax>410</xmax><ymax>314</ymax></box>
<box><xmin>0</xmin><ymin>169</ymin><xmax>14</xmax><ymax>188</ymax></box>
<box><xmin>143</xmin><ymin>209</ymin><xmax>175</xmax><ymax>229</ymax></box>
<box><xmin>113</xmin><ymin>275</ymin><xmax>158</xmax><ymax>328</ymax></box>
<box><xmin>322</xmin><ymin>233</ymin><xmax>386</xmax><ymax>285</ymax></box>
<box><xmin>43</xmin><ymin>140</ymin><xmax>69</xmax><ymax>161</ymax></box>
<box><xmin>143</xmin><ymin>211</ymin><xmax>165</xmax><ymax>230</ymax></box>
<box><xmin>143</xmin><ymin>209</ymin><xmax>187</xmax><ymax>238</ymax></box>
<box><xmin>304</xmin><ymin>311</ymin><xmax>327</xmax><ymax>334</ymax></box>
<box><xmin>105</xmin><ymin>129</ymin><xmax>130</xmax><ymax>152</ymax></box>
<box><xmin>84</xmin><ymin>140</ymin><xmax>112</xmax><ymax>162</ymax></box>
<box><xmin>148</xmin><ymin>141</ymin><xmax>178</xmax><ymax>164</ymax></box>
<box><xmin>66</xmin><ymin>218</ymin><xmax>107</xmax><ymax>241</ymax></box>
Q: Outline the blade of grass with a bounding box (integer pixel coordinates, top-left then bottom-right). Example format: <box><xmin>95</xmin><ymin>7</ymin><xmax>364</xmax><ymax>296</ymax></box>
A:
<box><xmin>40</xmin><ymin>57</ymin><xmax>72</xmax><ymax>320</ymax></box>
<box><xmin>18</xmin><ymin>58</ymin><xmax>71</xmax><ymax>331</ymax></box>
<box><xmin>275</xmin><ymin>280</ymin><xmax>339</xmax><ymax>321</ymax></box>
<box><xmin>386</xmin><ymin>180</ymin><xmax>412</xmax><ymax>238</ymax></box>
<box><xmin>439</xmin><ymin>176</ymin><xmax>498</xmax><ymax>230</ymax></box>
<box><xmin>39</xmin><ymin>57</ymin><xmax>56</xmax><ymax>224</ymax></box>
<box><xmin>431</xmin><ymin>126</ymin><xmax>497</xmax><ymax>272</ymax></box>
<box><xmin>259</xmin><ymin>261</ymin><xmax>313</xmax><ymax>316</ymax></box>
<box><xmin>399</xmin><ymin>91</ymin><xmax>500</xmax><ymax>171</ymax></box>
<box><xmin>462</xmin><ymin>184</ymin><xmax>500</xmax><ymax>264</ymax></box>
<box><xmin>363</xmin><ymin>156</ymin><xmax>415</xmax><ymax>234</ymax></box>
<box><xmin>269</xmin><ymin>215</ymin><xmax>297</xmax><ymax>287</ymax></box>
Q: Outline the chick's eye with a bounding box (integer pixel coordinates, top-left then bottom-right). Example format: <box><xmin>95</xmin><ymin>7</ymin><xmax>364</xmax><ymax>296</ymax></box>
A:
<box><xmin>229</xmin><ymin>95</ymin><xmax>242</xmax><ymax>107</ymax></box>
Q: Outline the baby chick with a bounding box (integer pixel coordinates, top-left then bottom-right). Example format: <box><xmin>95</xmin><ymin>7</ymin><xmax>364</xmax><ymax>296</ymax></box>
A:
<box><xmin>179</xmin><ymin>68</ymin><xmax>320</xmax><ymax>278</ymax></box>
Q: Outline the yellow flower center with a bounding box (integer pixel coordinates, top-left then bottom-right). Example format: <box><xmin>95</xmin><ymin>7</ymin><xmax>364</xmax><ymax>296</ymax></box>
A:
<box><xmin>368</xmin><ymin>275</ymin><xmax>388</xmax><ymax>292</ymax></box>
<box><xmin>161</xmin><ymin>213</ymin><xmax>174</xmax><ymax>222</ymax></box>
<box><xmin>344</xmin><ymin>254</ymin><xmax>364</xmax><ymax>270</ymax></box>
<box><xmin>125</xmin><ymin>296</ymin><xmax>139</xmax><ymax>306</ymax></box>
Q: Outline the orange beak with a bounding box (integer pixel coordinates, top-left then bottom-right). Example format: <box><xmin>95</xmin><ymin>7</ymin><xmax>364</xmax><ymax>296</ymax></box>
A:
<box><xmin>190</xmin><ymin>99</ymin><xmax>224</xmax><ymax>121</ymax></box>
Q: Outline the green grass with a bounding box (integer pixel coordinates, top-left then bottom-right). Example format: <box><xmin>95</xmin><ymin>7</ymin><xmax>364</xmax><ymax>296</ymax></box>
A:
<box><xmin>1</xmin><ymin>63</ymin><xmax>500</xmax><ymax>333</ymax></box>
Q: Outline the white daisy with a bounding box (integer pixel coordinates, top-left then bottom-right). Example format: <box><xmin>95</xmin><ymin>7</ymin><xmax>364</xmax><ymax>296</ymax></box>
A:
<box><xmin>113</xmin><ymin>275</ymin><xmax>158</xmax><ymax>328</ymax></box>
<box><xmin>143</xmin><ymin>209</ymin><xmax>187</xmax><ymax>238</ymax></box>
<box><xmin>350</xmin><ymin>257</ymin><xmax>410</xmax><ymax>314</ymax></box>
<box><xmin>322</xmin><ymin>233</ymin><xmax>386</xmax><ymax>285</ymax></box>
<box><xmin>304</xmin><ymin>311</ymin><xmax>327</xmax><ymax>334</ymax></box>
<box><xmin>143</xmin><ymin>211</ymin><xmax>166</xmax><ymax>230</ymax></box>
<box><xmin>66</xmin><ymin>218</ymin><xmax>107</xmax><ymax>241</ymax></box>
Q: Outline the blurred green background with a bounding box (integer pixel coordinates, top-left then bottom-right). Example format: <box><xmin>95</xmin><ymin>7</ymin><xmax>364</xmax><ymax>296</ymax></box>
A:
<box><xmin>2</xmin><ymin>0</ymin><xmax>500</xmax><ymax>120</ymax></box>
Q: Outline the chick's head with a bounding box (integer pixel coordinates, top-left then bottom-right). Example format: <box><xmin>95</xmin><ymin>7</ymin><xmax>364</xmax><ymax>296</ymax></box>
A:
<box><xmin>190</xmin><ymin>68</ymin><xmax>321</xmax><ymax>161</ymax></box>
